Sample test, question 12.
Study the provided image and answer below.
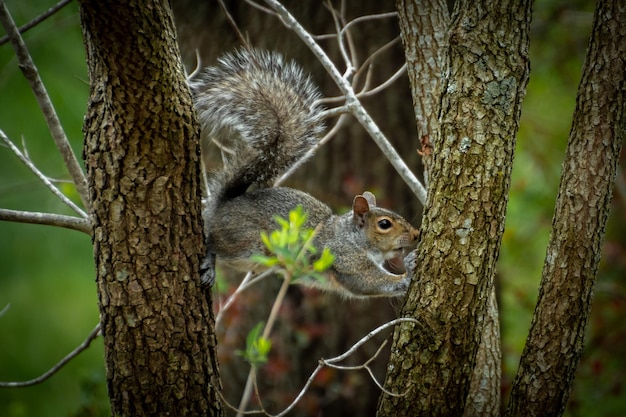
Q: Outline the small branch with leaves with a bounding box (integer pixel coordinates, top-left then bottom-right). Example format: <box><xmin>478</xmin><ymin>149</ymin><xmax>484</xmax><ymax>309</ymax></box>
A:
<box><xmin>234</xmin><ymin>207</ymin><xmax>334</xmax><ymax>416</ymax></box>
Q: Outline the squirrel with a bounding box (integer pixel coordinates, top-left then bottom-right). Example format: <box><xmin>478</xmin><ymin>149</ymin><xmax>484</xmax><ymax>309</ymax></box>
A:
<box><xmin>190</xmin><ymin>48</ymin><xmax>419</xmax><ymax>298</ymax></box>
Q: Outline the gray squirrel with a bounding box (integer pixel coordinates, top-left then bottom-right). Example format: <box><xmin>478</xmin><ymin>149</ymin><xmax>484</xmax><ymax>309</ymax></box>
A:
<box><xmin>190</xmin><ymin>48</ymin><xmax>419</xmax><ymax>298</ymax></box>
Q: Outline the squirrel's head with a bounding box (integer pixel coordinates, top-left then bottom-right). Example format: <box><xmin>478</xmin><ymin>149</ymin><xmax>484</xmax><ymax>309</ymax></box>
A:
<box><xmin>352</xmin><ymin>191</ymin><xmax>419</xmax><ymax>259</ymax></box>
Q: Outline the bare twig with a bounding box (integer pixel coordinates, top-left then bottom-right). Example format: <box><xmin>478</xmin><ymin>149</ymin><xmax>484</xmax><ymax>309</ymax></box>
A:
<box><xmin>217</xmin><ymin>0</ymin><xmax>250</xmax><ymax>48</ymax></box>
<box><xmin>0</xmin><ymin>303</ymin><xmax>10</xmax><ymax>318</ymax></box>
<box><xmin>0</xmin><ymin>0</ymin><xmax>73</xmax><ymax>47</ymax></box>
<box><xmin>187</xmin><ymin>49</ymin><xmax>203</xmax><ymax>79</ymax></box>
<box><xmin>263</xmin><ymin>0</ymin><xmax>427</xmax><ymax>204</ymax></box>
<box><xmin>243</xmin><ymin>0</ymin><xmax>277</xmax><ymax>17</ymax></box>
<box><xmin>353</xmin><ymin>36</ymin><xmax>402</xmax><ymax>91</ymax></box>
<box><xmin>0</xmin><ymin>129</ymin><xmax>88</xmax><ymax>218</ymax></box>
<box><xmin>357</xmin><ymin>64</ymin><xmax>407</xmax><ymax>100</ymax></box>
<box><xmin>322</xmin><ymin>339</ymin><xmax>409</xmax><ymax>397</ymax></box>
<box><xmin>215</xmin><ymin>269</ymin><xmax>275</xmax><ymax>328</ymax></box>
<box><xmin>340</xmin><ymin>11</ymin><xmax>398</xmax><ymax>38</ymax></box>
<box><xmin>225</xmin><ymin>317</ymin><xmax>419</xmax><ymax>417</ymax></box>
<box><xmin>271</xmin><ymin>317</ymin><xmax>420</xmax><ymax>417</ymax></box>
<box><xmin>326</xmin><ymin>317</ymin><xmax>421</xmax><ymax>363</ymax></box>
<box><xmin>252</xmin><ymin>373</ymin><xmax>270</xmax><ymax>416</ymax></box>
<box><xmin>325</xmin><ymin>0</ymin><xmax>354</xmax><ymax>77</ymax></box>
<box><xmin>0</xmin><ymin>208</ymin><xmax>91</xmax><ymax>234</ymax></box>
<box><xmin>0</xmin><ymin>1</ymin><xmax>89</xmax><ymax>209</ymax></box>
<box><xmin>0</xmin><ymin>323</ymin><xmax>101</xmax><ymax>388</ymax></box>
<box><xmin>215</xmin><ymin>387</ymin><xmax>266</xmax><ymax>416</ymax></box>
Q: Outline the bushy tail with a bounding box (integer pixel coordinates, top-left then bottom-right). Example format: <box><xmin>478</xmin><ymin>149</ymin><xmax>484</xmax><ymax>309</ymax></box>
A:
<box><xmin>190</xmin><ymin>48</ymin><xmax>324</xmax><ymax>199</ymax></box>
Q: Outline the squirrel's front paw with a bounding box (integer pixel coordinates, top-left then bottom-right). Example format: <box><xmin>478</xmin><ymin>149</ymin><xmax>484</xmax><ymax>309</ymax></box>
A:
<box><xmin>403</xmin><ymin>250</ymin><xmax>418</xmax><ymax>273</ymax></box>
<box><xmin>396</xmin><ymin>274</ymin><xmax>411</xmax><ymax>294</ymax></box>
<box><xmin>200</xmin><ymin>252</ymin><xmax>216</xmax><ymax>286</ymax></box>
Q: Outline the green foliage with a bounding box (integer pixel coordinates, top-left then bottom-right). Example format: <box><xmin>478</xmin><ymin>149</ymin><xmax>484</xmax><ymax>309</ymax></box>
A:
<box><xmin>235</xmin><ymin>322</ymin><xmax>272</xmax><ymax>368</ymax></box>
<box><xmin>252</xmin><ymin>205</ymin><xmax>334</xmax><ymax>284</ymax></box>
<box><xmin>0</xmin><ymin>2</ymin><xmax>103</xmax><ymax>417</ymax></box>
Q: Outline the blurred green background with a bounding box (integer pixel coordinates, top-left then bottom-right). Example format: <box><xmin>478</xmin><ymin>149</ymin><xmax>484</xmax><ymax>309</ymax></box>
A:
<box><xmin>0</xmin><ymin>1</ymin><xmax>624</xmax><ymax>416</ymax></box>
<box><xmin>0</xmin><ymin>2</ymin><xmax>106</xmax><ymax>416</ymax></box>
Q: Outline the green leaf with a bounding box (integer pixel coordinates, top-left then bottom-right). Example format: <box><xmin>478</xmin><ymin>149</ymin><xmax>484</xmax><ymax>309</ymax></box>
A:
<box><xmin>236</xmin><ymin>322</ymin><xmax>272</xmax><ymax>368</ymax></box>
<box><xmin>275</xmin><ymin>216</ymin><xmax>289</xmax><ymax>229</ymax></box>
<box><xmin>260</xmin><ymin>232</ymin><xmax>272</xmax><ymax>251</ymax></box>
<box><xmin>250</xmin><ymin>254</ymin><xmax>279</xmax><ymax>267</ymax></box>
<box><xmin>313</xmin><ymin>248</ymin><xmax>335</xmax><ymax>272</ymax></box>
<box><xmin>250</xmin><ymin>207</ymin><xmax>334</xmax><ymax>283</ymax></box>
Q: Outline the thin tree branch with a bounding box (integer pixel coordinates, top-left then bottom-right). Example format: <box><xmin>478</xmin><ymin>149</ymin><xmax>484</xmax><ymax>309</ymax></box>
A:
<box><xmin>318</xmin><ymin>104</ymin><xmax>348</xmax><ymax>117</ymax></box>
<box><xmin>353</xmin><ymin>36</ymin><xmax>402</xmax><ymax>91</ymax></box>
<box><xmin>0</xmin><ymin>0</ymin><xmax>73</xmax><ymax>46</ymax></box>
<box><xmin>0</xmin><ymin>324</ymin><xmax>101</xmax><ymax>388</ymax></box>
<box><xmin>321</xmin><ymin>339</ymin><xmax>410</xmax><ymax>397</ymax></box>
<box><xmin>357</xmin><ymin>64</ymin><xmax>407</xmax><ymax>100</ymax></box>
<box><xmin>0</xmin><ymin>208</ymin><xmax>91</xmax><ymax>234</ymax></box>
<box><xmin>0</xmin><ymin>303</ymin><xmax>10</xmax><ymax>318</ymax></box>
<box><xmin>215</xmin><ymin>270</ymin><xmax>277</xmax><ymax>329</ymax></box>
<box><xmin>217</xmin><ymin>0</ymin><xmax>249</xmax><ymax>48</ymax></box>
<box><xmin>270</xmin><ymin>317</ymin><xmax>420</xmax><ymax>417</ymax></box>
<box><xmin>263</xmin><ymin>0</ymin><xmax>427</xmax><ymax>205</ymax></box>
<box><xmin>236</xmin><ymin>274</ymin><xmax>292</xmax><ymax>417</ymax></box>
<box><xmin>243</xmin><ymin>0</ymin><xmax>276</xmax><ymax>17</ymax></box>
<box><xmin>325</xmin><ymin>0</ymin><xmax>354</xmax><ymax>77</ymax></box>
<box><xmin>223</xmin><ymin>317</ymin><xmax>421</xmax><ymax>417</ymax></box>
<box><xmin>0</xmin><ymin>129</ymin><xmax>88</xmax><ymax>218</ymax></box>
<box><xmin>340</xmin><ymin>11</ymin><xmax>398</xmax><ymax>38</ymax></box>
<box><xmin>0</xmin><ymin>1</ymin><xmax>89</xmax><ymax>209</ymax></box>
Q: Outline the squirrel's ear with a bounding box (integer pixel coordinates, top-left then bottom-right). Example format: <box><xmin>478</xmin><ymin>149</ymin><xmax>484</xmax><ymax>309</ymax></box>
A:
<box><xmin>362</xmin><ymin>191</ymin><xmax>377</xmax><ymax>207</ymax></box>
<box><xmin>353</xmin><ymin>195</ymin><xmax>370</xmax><ymax>227</ymax></box>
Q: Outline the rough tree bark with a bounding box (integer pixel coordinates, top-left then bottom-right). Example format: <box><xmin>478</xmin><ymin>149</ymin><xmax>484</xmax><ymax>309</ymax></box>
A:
<box><xmin>395</xmin><ymin>1</ymin><xmax>501</xmax><ymax>414</ymax></box>
<box><xmin>505</xmin><ymin>1</ymin><xmax>626</xmax><ymax>416</ymax></box>
<box><xmin>79</xmin><ymin>1</ymin><xmax>222</xmax><ymax>415</ymax></box>
<box><xmin>378</xmin><ymin>0</ymin><xmax>532</xmax><ymax>415</ymax></box>
<box><xmin>395</xmin><ymin>0</ymin><xmax>449</xmax><ymax>179</ymax></box>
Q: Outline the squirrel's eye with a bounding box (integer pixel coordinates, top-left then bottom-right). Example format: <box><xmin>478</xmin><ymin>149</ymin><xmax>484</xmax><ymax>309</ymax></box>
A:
<box><xmin>378</xmin><ymin>218</ymin><xmax>393</xmax><ymax>230</ymax></box>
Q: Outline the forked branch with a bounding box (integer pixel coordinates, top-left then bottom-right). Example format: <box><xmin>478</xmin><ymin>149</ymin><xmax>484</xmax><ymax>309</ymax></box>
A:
<box><xmin>0</xmin><ymin>1</ymin><xmax>89</xmax><ymax>209</ymax></box>
<box><xmin>263</xmin><ymin>0</ymin><xmax>427</xmax><ymax>204</ymax></box>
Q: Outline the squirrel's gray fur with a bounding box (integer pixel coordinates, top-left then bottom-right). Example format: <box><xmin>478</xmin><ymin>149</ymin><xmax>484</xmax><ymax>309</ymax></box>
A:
<box><xmin>190</xmin><ymin>48</ymin><xmax>419</xmax><ymax>298</ymax></box>
<box><xmin>190</xmin><ymin>49</ymin><xmax>324</xmax><ymax>199</ymax></box>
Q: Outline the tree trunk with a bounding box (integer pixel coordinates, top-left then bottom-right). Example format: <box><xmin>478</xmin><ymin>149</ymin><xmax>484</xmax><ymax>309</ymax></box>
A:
<box><xmin>464</xmin><ymin>287</ymin><xmax>501</xmax><ymax>416</ymax></box>
<box><xmin>79</xmin><ymin>1</ymin><xmax>222</xmax><ymax>415</ymax></box>
<box><xmin>505</xmin><ymin>1</ymin><xmax>626</xmax><ymax>416</ymax></box>
<box><xmin>395</xmin><ymin>2</ymin><xmax>501</xmax><ymax>414</ymax></box>
<box><xmin>395</xmin><ymin>0</ymin><xmax>449</xmax><ymax>182</ymax></box>
<box><xmin>378</xmin><ymin>0</ymin><xmax>531</xmax><ymax>415</ymax></box>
